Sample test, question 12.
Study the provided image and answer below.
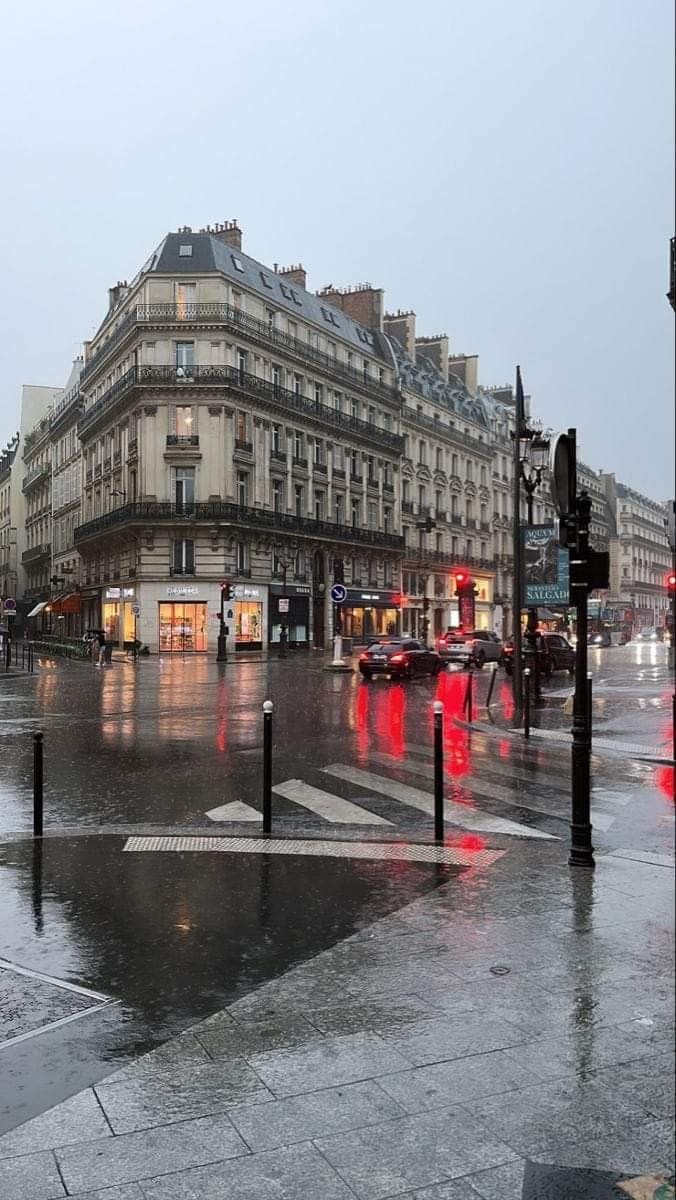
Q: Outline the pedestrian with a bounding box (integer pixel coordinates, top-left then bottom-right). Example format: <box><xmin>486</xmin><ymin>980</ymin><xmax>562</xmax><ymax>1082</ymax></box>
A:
<box><xmin>95</xmin><ymin>629</ymin><xmax>106</xmax><ymax>667</ymax></box>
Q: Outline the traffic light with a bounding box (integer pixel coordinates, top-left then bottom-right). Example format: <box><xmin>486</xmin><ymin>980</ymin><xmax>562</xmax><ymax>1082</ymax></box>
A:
<box><xmin>221</xmin><ymin>580</ymin><xmax>235</xmax><ymax>602</ymax></box>
<box><xmin>569</xmin><ymin>550</ymin><xmax>610</xmax><ymax>594</ymax></box>
<box><xmin>666</xmin><ymin>571</ymin><xmax>676</xmax><ymax>591</ymax></box>
<box><xmin>454</xmin><ymin>571</ymin><xmax>473</xmax><ymax>595</ymax></box>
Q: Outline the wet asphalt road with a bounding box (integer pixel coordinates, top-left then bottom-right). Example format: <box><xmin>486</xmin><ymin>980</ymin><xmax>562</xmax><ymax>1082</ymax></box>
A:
<box><xmin>0</xmin><ymin>644</ymin><xmax>673</xmax><ymax>1134</ymax></box>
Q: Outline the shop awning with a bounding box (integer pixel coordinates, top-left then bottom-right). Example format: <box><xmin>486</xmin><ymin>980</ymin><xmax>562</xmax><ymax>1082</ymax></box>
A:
<box><xmin>26</xmin><ymin>601</ymin><xmax>48</xmax><ymax>618</ymax></box>
<box><xmin>50</xmin><ymin>593</ymin><xmax>82</xmax><ymax>615</ymax></box>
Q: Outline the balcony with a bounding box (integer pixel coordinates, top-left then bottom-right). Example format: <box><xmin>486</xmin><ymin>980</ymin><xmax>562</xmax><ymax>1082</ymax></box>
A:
<box><xmin>169</xmin><ymin>566</ymin><xmax>196</xmax><ymax>576</ymax></box>
<box><xmin>402</xmin><ymin>500</ymin><xmax>414</xmax><ymax>514</ymax></box>
<box><xmin>292</xmin><ymin>456</ymin><xmax>308</xmax><ymax>470</ymax></box>
<box><xmin>74</xmin><ymin>501</ymin><xmax>406</xmax><ymax>553</ymax></box>
<box><xmin>81</xmin><ymin>303</ymin><xmax>401</xmax><ymax>406</ymax></box>
<box><xmin>113</xmin><ymin>449</ymin><xmax>122</xmax><ymax>465</ymax></box>
<box><xmin>166</xmin><ymin>435</ymin><xmax>200</xmax><ymax>450</ymax></box>
<box><xmin>22</xmin><ymin>543</ymin><xmax>51</xmax><ymax>565</ymax></box>
<box><xmin>383</xmin><ymin>481</ymin><xmax>395</xmax><ymax>494</ymax></box>
<box><xmin>332</xmin><ymin>467</ymin><xmax>345</xmax><ymax>480</ymax></box>
<box><xmin>313</xmin><ymin>460</ymin><xmax>327</xmax><ymax>474</ymax></box>
<box><xmin>235</xmin><ymin>439</ymin><xmax>253</xmax><ymax>454</ymax></box>
<box><xmin>103</xmin><ymin>457</ymin><xmax>112</xmax><ymax>473</ymax></box>
<box><xmin>270</xmin><ymin>448</ymin><xmax>286</xmax><ymax>462</ymax></box>
<box><xmin>404</xmin><ymin>547</ymin><xmax>497</xmax><ymax>572</ymax></box>
<box><xmin>401</xmin><ymin>406</ymin><xmax>492</xmax><ymax>457</ymax></box>
<box><xmin>79</xmin><ymin>364</ymin><xmax>403</xmax><ymax>454</ymax></box>
<box><xmin>22</xmin><ymin>463</ymin><xmax>50</xmax><ymax>494</ymax></box>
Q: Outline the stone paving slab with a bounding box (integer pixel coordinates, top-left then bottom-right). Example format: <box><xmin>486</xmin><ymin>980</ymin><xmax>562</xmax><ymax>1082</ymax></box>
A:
<box><xmin>139</xmin><ymin>1141</ymin><xmax>355</xmax><ymax>1199</ymax></box>
<box><xmin>247</xmin><ymin>1029</ymin><xmax>411</xmax><ymax>1096</ymax></box>
<box><xmin>0</xmin><ymin>1088</ymin><xmax>110</xmax><ymax>1159</ymax></box>
<box><xmin>0</xmin><ymin>1148</ymin><xmax>65</xmax><ymax>1199</ymax></box>
<box><xmin>227</xmin><ymin>1078</ymin><xmax>404</xmax><ymax>1152</ymax></box>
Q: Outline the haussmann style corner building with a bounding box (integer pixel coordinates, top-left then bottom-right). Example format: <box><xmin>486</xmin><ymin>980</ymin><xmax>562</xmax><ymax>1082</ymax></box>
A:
<box><xmin>69</xmin><ymin>219</ymin><xmax>525</xmax><ymax>656</ymax></box>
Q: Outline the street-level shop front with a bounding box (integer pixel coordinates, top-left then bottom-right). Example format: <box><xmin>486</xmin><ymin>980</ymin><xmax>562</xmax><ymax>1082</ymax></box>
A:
<box><xmin>102</xmin><ymin>587</ymin><xmax>137</xmax><ymax>646</ymax></box>
<box><xmin>268</xmin><ymin>583</ymin><xmax>311</xmax><ymax>648</ymax></box>
<box><xmin>340</xmin><ymin>589</ymin><xmax>401</xmax><ymax>643</ymax></box>
<box><xmin>233</xmin><ymin>584</ymin><xmax>268</xmax><ymax>653</ymax></box>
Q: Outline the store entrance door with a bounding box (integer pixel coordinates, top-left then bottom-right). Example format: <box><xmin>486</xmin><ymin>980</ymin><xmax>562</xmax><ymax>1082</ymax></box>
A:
<box><xmin>158</xmin><ymin>603</ymin><xmax>208</xmax><ymax>652</ymax></box>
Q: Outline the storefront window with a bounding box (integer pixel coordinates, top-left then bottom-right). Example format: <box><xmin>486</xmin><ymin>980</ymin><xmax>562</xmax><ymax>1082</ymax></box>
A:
<box><xmin>236</xmin><ymin>600</ymin><xmax>262</xmax><ymax>647</ymax></box>
<box><xmin>342</xmin><ymin>606</ymin><xmax>398</xmax><ymax>640</ymax></box>
<box><xmin>103</xmin><ymin>589</ymin><xmax>136</xmax><ymax>645</ymax></box>
<box><xmin>159</xmin><ymin>602</ymin><xmax>208</xmax><ymax>652</ymax></box>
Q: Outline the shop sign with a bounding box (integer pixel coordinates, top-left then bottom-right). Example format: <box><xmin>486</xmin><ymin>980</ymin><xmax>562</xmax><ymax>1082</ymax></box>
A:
<box><xmin>269</xmin><ymin>583</ymin><xmax>311</xmax><ymax>597</ymax></box>
<box><xmin>166</xmin><ymin>585</ymin><xmax>199</xmax><ymax>597</ymax></box>
<box><xmin>278</xmin><ymin>598</ymin><xmax>289</xmax><ymax>613</ymax></box>
<box><xmin>521</xmin><ymin>524</ymin><xmax>569</xmax><ymax>605</ymax></box>
<box><xmin>105</xmin><ymin>587</ymin><xmax>135</xmax><ymax>600</ymax></box>
<box><xmin>234</xmin><ymin>585</ymin><xmax>262</xmax><ymax>600</ymax></box>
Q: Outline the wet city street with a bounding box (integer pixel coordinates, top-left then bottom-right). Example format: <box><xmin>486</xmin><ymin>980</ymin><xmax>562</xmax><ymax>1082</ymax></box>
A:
<box><xmin>0</xmin><ymin>644</ymin><xmax>674</xmax><ymax>1194</ymax></box>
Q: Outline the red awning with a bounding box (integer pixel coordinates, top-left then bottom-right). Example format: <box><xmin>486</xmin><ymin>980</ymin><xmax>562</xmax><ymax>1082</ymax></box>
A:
<box><xmin>50</xmin><ymin>593</ymin><xmax>82</xmax><ymax>615</ymax></box>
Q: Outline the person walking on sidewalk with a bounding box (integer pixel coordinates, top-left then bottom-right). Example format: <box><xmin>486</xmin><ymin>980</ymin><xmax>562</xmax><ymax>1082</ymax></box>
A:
<box><xmin>94</xmin><ymin>629</ymin><xmax>106</xmax><ymax>667</ymax></box>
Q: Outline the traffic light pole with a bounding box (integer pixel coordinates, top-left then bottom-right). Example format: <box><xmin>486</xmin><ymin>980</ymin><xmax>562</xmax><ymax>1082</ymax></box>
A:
<box><xmin>569</xmin><ymin>491</ymin><xmax>594</xmax><ymax>868</ymax></box>
<box><xmin>511</xmin><ymin>367</ymin><xmax>524</xmax><ymax>721</ymax></box>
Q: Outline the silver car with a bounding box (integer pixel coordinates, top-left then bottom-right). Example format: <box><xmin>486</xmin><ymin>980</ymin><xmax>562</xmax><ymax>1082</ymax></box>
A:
<box><xmin>437</xmin><ymin>629</ymin><xmax>504</xmax><ymax>668</ymax></box>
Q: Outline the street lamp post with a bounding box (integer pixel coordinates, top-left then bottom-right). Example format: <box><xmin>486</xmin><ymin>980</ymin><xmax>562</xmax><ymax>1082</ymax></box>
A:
<box><xmin>519</xmin><ymin>430</ymin><xmax>550</xmax><ymax>700</ymax></box>
<box><xmin>416</xmin><ymin>509</ymin><xmax>436</xmax><ymax>647</ymax></box>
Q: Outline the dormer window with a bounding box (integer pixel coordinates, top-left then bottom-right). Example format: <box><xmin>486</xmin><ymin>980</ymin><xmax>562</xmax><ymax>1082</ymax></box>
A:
<box><xmin>179</xmin><ymin>244</ymin><xmax>192</xmax><ymax>257</ymax></box>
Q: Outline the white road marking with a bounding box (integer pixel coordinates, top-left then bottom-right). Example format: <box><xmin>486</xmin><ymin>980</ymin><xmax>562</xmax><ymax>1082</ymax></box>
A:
<box><xmin>272</xmin><ymin>779</ymin><xmax>392</xmax><ymax>826</ymax></box>
<box><xmin>206</xmin><ymin>802</ymin><xmax>262</xmax><ymax>822</ymax></box>
<box><xmin>0</xmin><ymin>958</ymin><xmax>111</xmax><ymax>1003</ymax></box>
<box><xmin>321</xmin><ymin>765</ymin><xmax>558</xmax><ymax>840</ymax></box>
<box><xmin>0</xmin><ymin>1001</ymin><xmax>118</xmax><ymax>1051</ymax></box>
<box><xmin>123</xmin><ymin>836</ymin><xmax>504</xmax><ymax>867</ymax></box>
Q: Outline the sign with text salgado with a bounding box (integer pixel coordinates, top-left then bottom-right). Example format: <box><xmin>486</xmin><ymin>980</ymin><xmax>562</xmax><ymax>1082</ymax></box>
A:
<box><xmin>522</xmin><ymin>524</ymin><xmax>570</xmax><ymax>606</ymax></box>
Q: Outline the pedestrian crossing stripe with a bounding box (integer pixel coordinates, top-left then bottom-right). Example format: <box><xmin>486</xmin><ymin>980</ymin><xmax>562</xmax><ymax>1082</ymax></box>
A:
<box><xmin>272</xmin><ymin>779</ymin><xmax>393</xmax><ymax>826</ymax></box>
<box><xmin>123</xmin><ymin>836</ymin><xmax>505</xmax><ymax>868</ymax></box>
<box><xmin>321</xmin><ymin>765</ymin><xmax>558</xmax><ymax>840</ymax></box>
<box><xmin>364</xmin><ymin>752</ymin><xmax>622</xmax><ymax>831</ymax></box>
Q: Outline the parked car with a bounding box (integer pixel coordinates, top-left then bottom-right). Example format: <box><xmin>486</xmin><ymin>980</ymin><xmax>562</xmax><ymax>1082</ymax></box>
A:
<box><xmin>502</xmin><ymin>632</ymin><xmax>576</xmax><ymax>678</ymax></box>
<box><xmin>359</xmin><ymin>639</ymin><xmax>442</xmax><ymax>680</ymax></box>
<box><xmin>437</xmin><ymin>629</ymin><xmax>504</xmax><ymax>669</ymax></box>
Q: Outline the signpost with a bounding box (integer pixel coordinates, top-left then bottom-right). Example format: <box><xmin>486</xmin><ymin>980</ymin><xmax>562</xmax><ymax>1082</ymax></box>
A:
<box><xmin>328</xmin><ymin>582</ymin><xmax>351</xmax><ymax>671</ymax></box>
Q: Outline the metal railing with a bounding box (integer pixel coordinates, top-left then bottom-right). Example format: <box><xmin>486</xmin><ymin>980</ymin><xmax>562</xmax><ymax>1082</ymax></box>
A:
<box><xmin>79</xmin><ymin>364</ymin><xmax>404</xmax><ymax>452</ymax></box>
<box><xmin>22</xmin><ymin>543</ymin><xmax>51</xmax><ymax>564</ymax></box>
<box><xmin>166</xmin><ymin>434</ymin><xmax>200</xmax><ymax>447</ymax></box>
<box><xmin>401</xmin><ymin>406</ymin><xmax>492</xmax><ymax>457</ymax></box>
<box><xmin>81</xmin><ymin>302</ymin><xmax>401</xmax><ymax>405</ymax></box>
<box><xmin>74</xmin><ymin>501</ymin><xmax>405</xmax><ymax>550</ymax></box>
<box><xmin>21</xmin><ymin>464</ymin><xmax>50</xmax><ymax>493</ymax></box>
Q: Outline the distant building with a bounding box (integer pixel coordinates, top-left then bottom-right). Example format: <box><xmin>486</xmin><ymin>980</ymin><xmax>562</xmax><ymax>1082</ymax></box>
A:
<box><xmin>602</xmin><ymin>473</ymin><xmax>671</xmax><ymax>631</ymax></box>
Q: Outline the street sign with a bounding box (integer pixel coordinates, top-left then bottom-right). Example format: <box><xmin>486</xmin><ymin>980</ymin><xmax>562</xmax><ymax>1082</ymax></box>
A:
<box><xmin>330</xmin><ymin>584</ymin><xmax>347</xmax><ymax>604</ymax></box>
<box><xmin>522</xmin><ymin>525</ymin><xmax>570</xmax><ymax>606</ymax></box>
<box><xmin>278</xmin><ymin>598</ymin><xmax>289</xmax><ymax>613</ymax></box>
<box><xmin>2</xmin><ymin>598</ymin><xmax>16</xmax><ymax>611</ymax></box>
<box><xmin>549</xmin><ymin>432</ymin><xmax>576</xmax><ymax>516</ymax></box>
<box><xmin>131</xmin><ymin>603</ymin><xmax>141</xmax><ymax>617</ymax></box>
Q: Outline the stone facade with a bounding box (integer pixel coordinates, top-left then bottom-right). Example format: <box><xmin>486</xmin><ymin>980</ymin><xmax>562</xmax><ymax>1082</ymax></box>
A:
<box><xmin>602</xmin><ymin>473</ymin><xmax>671</xmax><ymax>631</ymax></box>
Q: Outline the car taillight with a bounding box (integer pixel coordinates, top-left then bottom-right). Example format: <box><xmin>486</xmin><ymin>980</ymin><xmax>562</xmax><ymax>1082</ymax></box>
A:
<box><xmin>390</xmin><ymin>654</ymin><xmax>405</xmax><ymax>663</ymax></box>
<box><xmin>359</xmin><ymin>653</ymin><xmax>368</xmax><ymax>661</ymax></box>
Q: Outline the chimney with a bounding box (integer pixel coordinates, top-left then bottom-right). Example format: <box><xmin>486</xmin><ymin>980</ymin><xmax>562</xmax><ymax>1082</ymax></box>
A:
<box><xmin>107</xmin><ymin>280</ymin><xmax>129</xmax><ymax>312</ymax></box>
<box><xmin>210</xmin><ymin>220</ymin><xmax>242</xmax><ymax>251</ymax></box>
<box><xmin>448</xmin><ymin>353</ymin><xmax>479</xmax><ymax>396</ymax></box>
<box><xmin>278</xmin><ymin>264</ymin><xmax>307</xmax><ymax>289</ymax></box>
<box><xmin>384</xmin><ymin>310</ymin><xmax>416</xmax><ymax>359</ymax></box>
<box><xmin>486</xmin><ymin>384</ymin><xmax>514</xmax><ymax>408</ymax></box>
<box><xmin>415</xmin><ymin>335</ymin><xmax>449</xmax><ymax>381</ymax></box>
<box><xmin>317</xmin><ymin>284</ymin><xmax>384</xmax><ymax>333</ymax></box>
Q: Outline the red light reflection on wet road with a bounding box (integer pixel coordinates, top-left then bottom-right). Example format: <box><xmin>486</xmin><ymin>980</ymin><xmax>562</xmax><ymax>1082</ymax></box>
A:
<box><xmin>434</xmin><ymin>671</ymin><xmax>471</xmax><ymax>779</ymax></box>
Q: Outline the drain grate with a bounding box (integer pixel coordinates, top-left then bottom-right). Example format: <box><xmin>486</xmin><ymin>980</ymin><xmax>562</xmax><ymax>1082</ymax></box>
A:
<box><xmin>123</xmin><ymin>835</ymin><xmax>504</xmax><ymax>867</ymax></box>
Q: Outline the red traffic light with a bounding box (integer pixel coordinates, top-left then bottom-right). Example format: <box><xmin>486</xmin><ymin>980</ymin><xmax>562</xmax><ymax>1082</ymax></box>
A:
<box><xmin>666</xmin><ymin>572</ymin><xmax>676</xmax><ymax>590</ymax></box>
<box><xmin>454</xmin><ymin>571</ymin><xmax>473</xmax><ymax>589</ymax></box>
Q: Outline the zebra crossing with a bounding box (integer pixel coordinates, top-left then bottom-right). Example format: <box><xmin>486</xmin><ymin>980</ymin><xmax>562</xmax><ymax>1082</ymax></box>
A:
<box><xmin>204</xmin><ymin>738</ymin><xmax>630</xmax><ymax>841</ymax></box>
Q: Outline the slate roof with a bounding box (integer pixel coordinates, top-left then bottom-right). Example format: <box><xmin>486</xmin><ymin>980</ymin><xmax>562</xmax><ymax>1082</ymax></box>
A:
<box><xmin>386</xmin><ymin>335</ymin><xmax>493</xmax><ymax>429</ymax></box>
<box><xmin>143</xmin><ymin>232</ymin><xmax>392</xmax><ymax>361</ymax></box>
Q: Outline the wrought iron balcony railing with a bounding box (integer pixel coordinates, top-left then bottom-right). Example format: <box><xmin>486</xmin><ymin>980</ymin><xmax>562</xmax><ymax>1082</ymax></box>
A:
<box><xmin>81</xmin><ymin>302</ymin><xmax>400</xmax><ymax>405</ymax></box>
<box><xmin>166</xmin><ymin>434</ymin><xmax>200</xmax><ymax>447</ymax></box>
<box><xmin>22</xmin><ymin>543</ymin><xmax>51</xmax><ymax>564</ymax></box>
<box><xmin>74</xmin><ymin>501</ymin><xmax>405</xmax><ymax>551</ymax></box>
<box><xmin>22</xmin><ymin>463</ymin><xmax>50</xmax><ymax>493</ymax></box>
<box><xmin>401</xmin><ymin>406</ymin><xmax>492</xmax><ymax>457</ymax></box>
<box><xmin>404</xmin><ymin>547</ymin><xmax>497</xmax><ymax>571</ymax></box>
<box><xmin>79</xmin><ymin>365</ymin><xmax>404</xmax><ymax>453</ymax></box>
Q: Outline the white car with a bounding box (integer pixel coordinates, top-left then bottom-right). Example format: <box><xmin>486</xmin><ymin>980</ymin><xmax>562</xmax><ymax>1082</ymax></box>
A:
<box><xmin>437</xmin><ymin>629</ymin><xmax>504</xmax><ymax>668</ymax></box>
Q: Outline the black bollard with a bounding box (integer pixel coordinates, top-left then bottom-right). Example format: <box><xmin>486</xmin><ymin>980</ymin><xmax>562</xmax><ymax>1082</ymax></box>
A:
<box><xmin>464</xmin><ymin>669</ymin><xmax>473</xmax><ymax>719</ymax></box>
<box><xmin>486</xmin><ymin>662</ymin><xmax>498</xmax><ymax>709</ymax></box>
<box><xmin>33</xmin><ymin>732</ymin><xmax>44</xmax><ymax>837</ymax></box>
<box><xmin>433</xmin><ymin>700</ymin><xmax>444</xmax><ymax>843</ymax></box>
<box><xmin>523</xmin><ymin>668</ymin><xmax>531</xmax><ymax>739</ymax></box>
<box><xmin>587</xmin><ymin>673</ymin><xmax>593</xmax><ymax>742</ymax></box>
<box><xmin>262</xmin><ymin>700</ymin><xmax>273</xmax><ymax>834</ymax></box>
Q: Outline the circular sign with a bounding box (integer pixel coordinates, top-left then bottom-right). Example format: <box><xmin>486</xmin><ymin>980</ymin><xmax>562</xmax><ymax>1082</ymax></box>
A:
<box><xmin>330</xmin><ymin>584</ymin><xmax>347</xmax><ymax>604</ymax></box>
<box><xmin>549</xmin><ymin>433</ymin><xmax>575</xmax><ymax>516</ymax></box>
<box><xmin>131</xmin><ymin>603</ymin><xmax>141</xmax><ymax>617</ymax></box>
<box><xmin>2</xmin><ymin>598</ymin><xmax>16</xmax><ymax>611</ymax></box>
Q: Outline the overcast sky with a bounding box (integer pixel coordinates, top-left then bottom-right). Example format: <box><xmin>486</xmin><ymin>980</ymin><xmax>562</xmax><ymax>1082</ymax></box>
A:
<box><xmin>1</xmin><ymin>0</ymin><xmax>673</xmax><ymax>497</ymax></box>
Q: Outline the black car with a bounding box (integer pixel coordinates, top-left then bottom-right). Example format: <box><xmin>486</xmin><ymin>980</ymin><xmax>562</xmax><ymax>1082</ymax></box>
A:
<box><xmin>503</xmin><ymin>632</ymin><xmax>576</xmax><ymax>678</ymax></box>
<box><xmin>359</xmin><ymin>639</ymin><xmax>442</xmax><ymax>680</ymax></box>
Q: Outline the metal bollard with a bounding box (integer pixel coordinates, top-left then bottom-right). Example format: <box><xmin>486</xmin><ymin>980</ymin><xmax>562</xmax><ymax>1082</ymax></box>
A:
<box><xmin>33</xmin><ymin>732</ymin><xmax>44</xmax><ymax>837</ymax></box>
<box><xmin>433</xmin><ymin>700</ymin><xmax>444</xmax><ymax>843</ymax></box>
<box><xmin>524</xmin><ymin>668</ymin><xmax>531</xmax><ymax>739</ymax></box>
<box><xmin>262</xmin><ymin>700</ymin><xmax>273</xmax><ymax>834</ymax></box>
<box><xmin>464</xmin><ymin>669</ymin><xmax>473</xmax><ymax>719</ymax></box>
<box><xmin>486</xmin><ymin>661</ymin><xmax>498</xmax><ymax>709</ymax></box>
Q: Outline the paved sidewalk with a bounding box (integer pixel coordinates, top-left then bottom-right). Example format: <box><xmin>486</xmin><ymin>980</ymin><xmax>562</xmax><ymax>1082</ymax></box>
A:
<box><xmin>0</xmin><ymin>840</ymin><xmax>674</xmax><ymax>1199</ymax></box>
